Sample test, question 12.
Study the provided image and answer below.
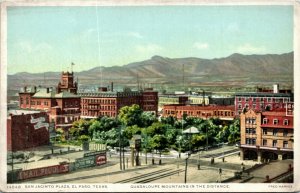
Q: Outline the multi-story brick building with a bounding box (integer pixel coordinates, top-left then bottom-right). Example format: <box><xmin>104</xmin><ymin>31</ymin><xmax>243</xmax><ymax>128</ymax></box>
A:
<box><xmin>188</xmin><ymin>95</ymin><xmax>209</xmax><ymax>106</ymax></box>
<box><xmin>162</xmin><ymin>104</ymin><xmax>235</xmax><ymax>120</ymax></box>
<box><xmin>240</xmin><ymin>109</ymin><xmax>293</xmax><ymax>162</ymax></box>
<box><xmin>7</xmin><ymin>110</ymin><xmax>50</xmax><ymax>151</ymax></box>
<box><xmin>79</xmin><ymin>88</ymin><xmax>158</xmax><ymax>118</ymax></box>
<box><xmin>234</xmin><ymin>92</ymin><xmax>293</xmax><ymax>115</ymax></box>
<box><xmin>158</xmin><ymin>95</ymin><xmax>189</xmax><ymax>109</ymax></box>
<box><xmin>57</xmin><ymin>71</ymin><xmax>78</xmax><ymax>94</ymax></box>
<box><xmin>18</xmin><ymin>71</ymin><xmax>81</xmax><ymax>131</ymax></box>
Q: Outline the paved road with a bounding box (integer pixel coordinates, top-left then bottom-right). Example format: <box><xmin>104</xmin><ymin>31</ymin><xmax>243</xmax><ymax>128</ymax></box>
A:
<box><xmin>13</xmin><ymin>145</ymin><xmax>293</xmax><ymax>184</ymax></box>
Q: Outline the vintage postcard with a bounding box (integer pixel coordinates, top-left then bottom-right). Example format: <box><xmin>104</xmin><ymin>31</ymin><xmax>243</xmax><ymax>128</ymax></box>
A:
<box><xmin>0</xmin><ymin>0</ymin><xmax>299</xmax><ymax>192</ymax></box>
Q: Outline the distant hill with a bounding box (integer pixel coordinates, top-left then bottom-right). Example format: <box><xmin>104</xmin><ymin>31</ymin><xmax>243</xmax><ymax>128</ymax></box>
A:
<box><xmin>8</xmin><ymin>52</ymin><xmax>293</xmax><ymax>94</ymax></box>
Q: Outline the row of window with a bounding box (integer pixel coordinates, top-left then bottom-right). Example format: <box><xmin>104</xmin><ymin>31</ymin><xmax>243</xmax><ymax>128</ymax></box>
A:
<box><xmin>164</xmin><ymin>110</ymin><xmax>234</xmax><ymax>117</ymax></box>
<box><xmin>30</xmin><ymin>101</ymin><xmax>48</xmax><ymax>106</ymax></box>
<box><xmin>262</xmin><ymin>118</ymin><xmax>289</xmax><ymax>125</ymax></box>
<box><xmin>246</xmin><ymin>128</ymin><xmax>256</xmax><ymax>134</ymax></box>
<box><xmin>245</xmin><ymin>117</ymin><xmax>290</xmax><ymax>126</ymax></box>
<box><xmin>143</xmin><ymin>96</ymin><xmax>157</xmax><ymax>100</ymax></box>
<box><xmin>82</xmin><ymin>99</ymin><xmax>116</xmax><ymax>104</ymax></box>
<box><xmin>57</xmin><ymin>116</ymin><xmax>79</xmax><ymax>124</ymax></box>
<box><xmin>262</xmin><ymin>128</ymin><xmax>289</xmax><ymax>136</ymax></box>
<box><xmin>245</xmin><ymin>138</ymin><xmax>256</xmax><ymax>145</ymax></box>
<box><xmin>237</xmin><ymin>97</ymin><xmax>290</xmax><ymax>103</ymax></box>
<box><xmin>245</xmin><ymin>138</ymin><xmax>289</xmax><ymax>148</ymax></box>
<box><xmin>81</xmin><ymin>111</ymin><xmax>116</xmax><ymax>117</ymax></box>
<box><xmin>262</xmin><ymin>139</ymin><xmax>289</xmax><ymax>148</ymax></box>
<box><xmin>246</xmin><ymin>118</ymin><xmax>256</xmax><ymax>124</ymax></box>
<box><xmin>82</xmin><ymin>105</ymin><xmax>116</xmax><ymax>111</ymax></box>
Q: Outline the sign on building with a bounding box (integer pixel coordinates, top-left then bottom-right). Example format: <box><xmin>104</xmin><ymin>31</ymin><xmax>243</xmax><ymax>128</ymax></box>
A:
<box><xmin>30</xmin><ymin>116</ymin><xmax>49</xmax><ymax>130</ymax></box>
<box><xmin>76</xmin><ymin>151</ymin><xmax>107</xmax><ymax>169</ymax></box>
<box><xmin>95</xmin><ymin>154</ymin><xmax>106</xmax><ymax>166</ymax></box>
<box><xmin>286</xmin><ymin>102</ymin><xmax>294</xmax><ymax>116</ymax></box>
<box><xmin>18</xmin><ymin>164</ymin><xmax>69</xmax><ymax>180</ymax></box>
<box><xmin>75</xmin><ymin>156</ymin><xmax>95</xmax><ymax>170</ymax></box>
<box><xmin>89</xmin><ymin>143</ymin><xmax>107</xmax><ymax>151</ymax></box>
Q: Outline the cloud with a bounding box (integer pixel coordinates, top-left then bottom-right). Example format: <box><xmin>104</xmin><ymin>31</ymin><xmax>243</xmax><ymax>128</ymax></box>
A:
<box><xmin>17</xmin><ymin>41</ymin><xmax>52</xmax><ymax>54</ymax></box>
<box><xmin>237</xmin><ymin>43</ymin><xmax>266</xmax><ymax>54</ymax></box>
<box><xmin>135</xmin><ymin>43</ymin><xmax>163</xmax><ymax>54</ymax></box>
<box><xmin>127</xmin><ymin>32</ymin><xmax>143</xmax><ymax>39</ymax></box>
<box><xmin>193</xmin><ymin>42</ymin><xmax>209</xmax><ymax>50</ymax></box>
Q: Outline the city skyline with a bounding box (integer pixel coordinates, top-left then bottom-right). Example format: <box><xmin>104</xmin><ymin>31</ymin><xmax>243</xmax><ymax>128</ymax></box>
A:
<box><xmin>7</xmin><ymin>5</ymin><xmax>293</xmax><ymax>74</ymax></box>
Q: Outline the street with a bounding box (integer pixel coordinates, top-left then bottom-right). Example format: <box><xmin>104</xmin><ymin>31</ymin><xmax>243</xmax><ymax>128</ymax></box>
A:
<box><xmin>12</xmin><ymin>145</ymin><xmax>291</xmax><ymax>184</ymax></box>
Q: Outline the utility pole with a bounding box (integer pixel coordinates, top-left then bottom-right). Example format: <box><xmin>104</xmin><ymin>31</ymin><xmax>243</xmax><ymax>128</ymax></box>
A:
<box><xmin>122</xmin><ymin>143</ymin><xmax>125</xmax><ymax>170</ymax></box>
<box><xmin>184</xmin><ymin>157</ymin><xmax>188</xmax><ymax>183</ymax></box>
<box><xmin>119</xmin><ymin>126</ymin><xmax>122</xmax><ymax>170</ymax></box>
<box><xmin>182</xmin><ymin>64</ymin><xmax>185</xmax><ymax>93</ymax></box>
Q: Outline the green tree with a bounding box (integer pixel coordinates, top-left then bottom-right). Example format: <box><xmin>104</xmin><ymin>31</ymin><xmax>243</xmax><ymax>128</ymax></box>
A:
<box><xmin>149</xmin><ymin>134</ymin><xmax>168</xmax><ymax>164</ymax></box>
<box><xmin>88</xmin><ymin>120</ymin><xmax>101</xmax><ymax>140</ymax></box>
<box><xmin>141</xmin><ymin>112</ymin><xmax>157</xmax><ymax>127</ymax></box>
<box><xmin>124</xmin><ymin>125</ymin><xmax>142</xmax><ymax>139</ymax></box>
<box><xmin>216</xmin><ymin>125</ymin><xmax>230</xmax><ymax>143</ymax></box>
<box><xmin>69</xmin><ymin>119</ymin><xmax>91</xmax><ymax>140</ymax></box>
<box><xmin>146</xmin><ymin>122</ymin><xmax>167</xmax><ymax>137</ymax></box>
<box><xmin>191</xmin><ymin>134</ymin><xmax>206</xmax><ymax>151</ymax></box>
<box><xmin>161</xmin><ymin>116</ymin><xmax>177</xmax><ymax>125</ymax></box>
<box><xmin>118</xmin><ymin>104</ymin><xmax>143</xmax><ymax>127</ymax></box>
<box><xmin>55</xmin><ymin>128</ymin><xmax>65</xmax><ymax>143</ymax></box>
<box><xmin>141</xmin><ymin>128</ymin><xmax>152</xmax><ymax>164</ymax></box>
<box><xmin>228</xmin><ymin>119</ymin><xmax>240</xmax><ymax>144</ymax></box>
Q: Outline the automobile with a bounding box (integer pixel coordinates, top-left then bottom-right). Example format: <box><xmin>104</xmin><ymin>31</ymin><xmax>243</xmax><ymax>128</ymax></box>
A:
<box><xmin>235</xmin><ymin>141</ymin><xmax>241</xmax><ymax>147</ymax></box>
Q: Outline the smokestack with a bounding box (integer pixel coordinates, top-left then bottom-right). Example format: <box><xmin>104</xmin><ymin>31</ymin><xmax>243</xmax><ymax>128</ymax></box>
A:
<box><xmin>273</xmin><ymin>84</ymin><xmax>279</xmax><ymax>93</ymax></box>
<box><xmin>111</xmin><ymin>82</ymin><xmax>114</xmax><ymax>92</ymax></box>
<box><xmin>24</xmin><ymin>86</ymin><xmax>27</xmax><ymax>93</ymax></box>
<box><xmin>34</xmin><ymin>86</ymin><xmax>37</xmax><ymax>93</ymax></box>
<box><xmin>46</xmin><ymin>88</ymin><xmax>50</xmax><ymax>93</ymax></box>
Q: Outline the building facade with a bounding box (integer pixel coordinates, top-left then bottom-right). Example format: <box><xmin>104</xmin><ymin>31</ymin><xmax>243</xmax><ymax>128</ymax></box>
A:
<box><xmin>234</xmin><ymin>92</ymin><xmax>293</xmax><ymax>115</ymax></box>
<box><xmin>57</xmin><ymin>71</ymin><xmax>78</xmax><ymax>94</ymax></box>
<box><xmin>7</xmin><ymin>110</ymin><xmax>50</xmax><ymax>151</ymax></box>
<box><xmin>18</xmin><ymin>72</ymin><xmax>81</xmax><ymax>130</ymax></box>
<box><xmin>162</xmin><ymin>104</ymin><xmax>235</xmax><ymax>120</ymax></box>
<box><xmin>79</xmin><ymin>88</ymin><xmax>158</xmax><ymax>118</ymax></box>
<box><xmin>240</xmin><ymin>109</ymin><xmax>293</xmax><ymax>162</ymax></box>
<box><xmin>158</xmin><ymin>95</ymin><xmax>189</xmax><ymax>109</ymax></box>
<box><xmin>188</xmin><ymin>96</ymin><xmax>209</xmax><ymax>106</ymax></box>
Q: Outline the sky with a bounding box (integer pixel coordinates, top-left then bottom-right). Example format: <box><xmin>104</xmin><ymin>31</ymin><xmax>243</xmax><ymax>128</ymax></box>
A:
<box><xmin>7</xmin><ymin>5</ymin><xmax>293</xmax><ymax>74</ymax></box>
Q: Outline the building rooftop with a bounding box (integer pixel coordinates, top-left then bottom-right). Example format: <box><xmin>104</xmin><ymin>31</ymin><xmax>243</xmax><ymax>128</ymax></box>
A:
<box><xmin>235</xmin><ymin>92</ymin><xmax>292</xmax><ymax>97</ymax></box>
<box><xmin>54</xmin><ymin>91</ymin><xmax>79</xmax><ymax>98</ymax></box>
<box><xmin>7</xmin><ymin>109</ymin><xmax>42</xmax><ymax>118</ymax></box>
<box><xmin>78</xmin><ymin>91</ymin><xmax>142</xmax><ymax>98</ymax></box>
<box><xmin>30</xmin><ymin>88</ymin><xmax>79</xmax><ymax>99</ymax></box>
<box><xmin>163</xmin><ymin>104</ymin><xmax>235</xmax><ymax>110</ymax></box>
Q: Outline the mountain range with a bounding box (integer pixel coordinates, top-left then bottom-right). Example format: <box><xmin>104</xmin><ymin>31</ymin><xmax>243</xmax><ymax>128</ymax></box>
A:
<box><xmin>8</xmin><ymin>52</ymin><xmax>294</xmax><ymax>94</ymax></box>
